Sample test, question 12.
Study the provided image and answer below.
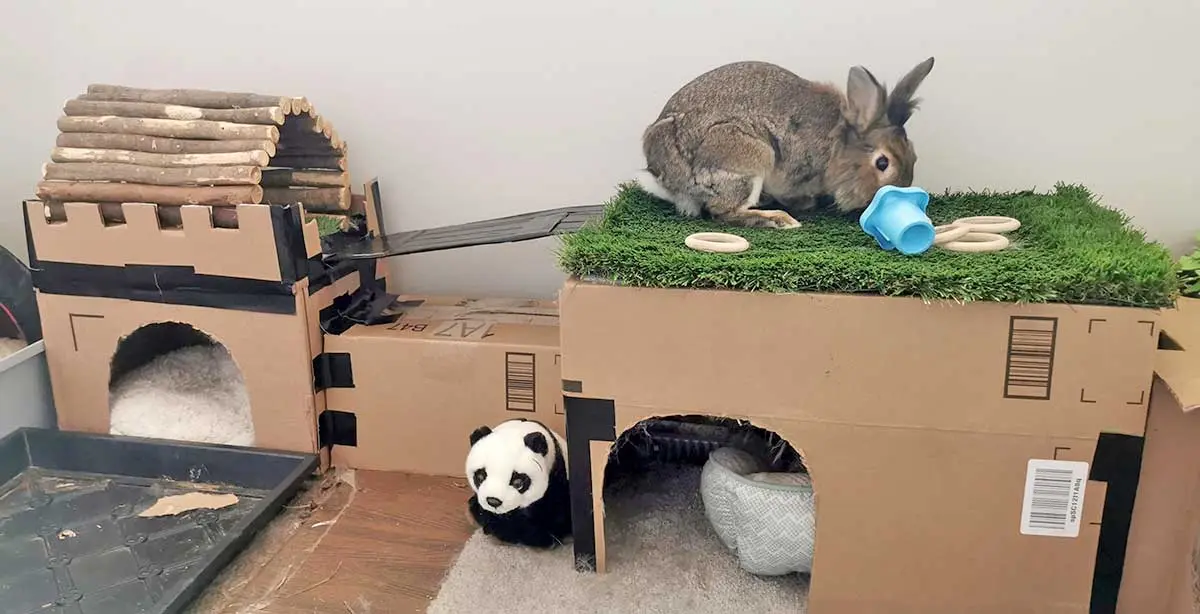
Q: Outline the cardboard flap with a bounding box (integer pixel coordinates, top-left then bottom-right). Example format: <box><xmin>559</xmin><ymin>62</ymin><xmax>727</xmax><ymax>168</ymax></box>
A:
<box><xmin>1155</xmin><ymin>297</ymin><xmax>1200</xmax><ymax>412</ymax></box>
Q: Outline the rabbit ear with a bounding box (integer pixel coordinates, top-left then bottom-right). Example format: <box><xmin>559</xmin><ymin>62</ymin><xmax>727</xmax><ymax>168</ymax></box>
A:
<box><xmin>887</xmin><ymin>57</ymin><xmax>935</xmax><ymax>127</ymax></box>
<box><xmin>846</xmin><ymin>65</ymin><xmax>887</xmax><ymax>132</ymax></box>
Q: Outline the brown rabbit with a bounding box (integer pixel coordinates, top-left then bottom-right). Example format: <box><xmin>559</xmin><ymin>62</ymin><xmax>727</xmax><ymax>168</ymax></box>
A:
<box><xmin>636</xmin><ymin>58</ymin><xmax>935</xmax><ymax>229</ymax></box>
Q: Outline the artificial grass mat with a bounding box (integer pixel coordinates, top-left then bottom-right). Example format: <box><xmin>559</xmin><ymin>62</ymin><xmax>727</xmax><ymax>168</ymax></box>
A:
<box><xmin>557</xmin><ymin>183</ymin><xmax>1178</xmax><ymax>308</ymax></box>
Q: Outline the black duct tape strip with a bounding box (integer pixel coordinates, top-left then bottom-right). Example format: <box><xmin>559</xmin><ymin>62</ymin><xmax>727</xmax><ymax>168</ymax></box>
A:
<box><xmin>318</xmin><ymin>410</ymin><xmax>358</xmax><ymax>448</ymax></box>
<box><xmin>306</xmin><ymin>256</ymin><xmax>358</xmax><ymax>296</ymax></box>
<box><xmin>1089</xmin><ymin>432</ymin><xmax>1145</xmax><ymax>614</ymax></box>
<box><xmin>33</xmin><ymin>261</ymin><xmax>297</xmax><ymax>315</ymax></box>
<box><xmin>369</xmin><ymin>180</ymin><xmax>387</xmax><ymax>236</ymax></box>
<box><xmin>317</xmin><ymin>272</ymin><xmax>398</xmax><ymax>336</ymax></box>
<box><xmin>564</xmin><ymin>395</ymin><xmax>616</xmax><ymax>572</ymax></box>
<box><xmin>270</xmin><ymin>204</ymin><xmax>309</xmax><ymax>285</ymax></box>
<box><xmin>313</xmin><ymin>353</ymin><xmax>355</xmax><ymax>390</ymax></box>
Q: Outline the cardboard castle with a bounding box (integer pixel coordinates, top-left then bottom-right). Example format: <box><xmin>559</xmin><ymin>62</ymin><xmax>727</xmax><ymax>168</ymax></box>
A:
<box><xmin>20</xmin><ymin>84</ymin><xmax>1200</xmax><ymax>614</ymax></box>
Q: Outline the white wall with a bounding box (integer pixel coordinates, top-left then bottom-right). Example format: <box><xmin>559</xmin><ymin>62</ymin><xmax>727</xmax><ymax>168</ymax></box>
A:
<box><xmin>3</xmin><ymin>0</ymin><xmax>1197</xmax><ymax>299</ymax></box>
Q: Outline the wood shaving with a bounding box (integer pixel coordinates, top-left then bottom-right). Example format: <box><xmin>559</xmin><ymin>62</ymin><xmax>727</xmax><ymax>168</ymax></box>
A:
<box><xmin>138</xmin><ymin>492</ymin><xmax>239</xmax><ymax>517</ymax></box>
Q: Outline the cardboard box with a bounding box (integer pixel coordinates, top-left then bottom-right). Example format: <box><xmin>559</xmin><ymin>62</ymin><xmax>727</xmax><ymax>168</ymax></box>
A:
<box><xmin>23</xmin><ymin>180</ymin><xmax>390</xmax><ymax>458</ymax></box>
<box><xmin>323</xmin><ymin>296</ymin><xmax>563</xmax><ymax>477</ymax></box>
<box><xmin>34</xmin><ymin>273</ymin><xmax>364</xmax><ymax>454</ymax></box>
<box><xmin>559</xmin><ymin>279</ymin><xmax>1177</xmax><ymax>614</ymax></box>
<box><xmin>1117</xmin><ymin>297</ymin><xmax>1200</xmax><ymax>614</ymax></box>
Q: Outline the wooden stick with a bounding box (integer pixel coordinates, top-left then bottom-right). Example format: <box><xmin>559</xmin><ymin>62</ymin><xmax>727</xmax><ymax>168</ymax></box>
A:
<box><xmin>289</xmin><ymin>97</ymin><xmax>311</xmax><ymax>114</ymax></box>
<box><xmin>58</xmin><ymin>116</ymin><xmax>280</xmax><ymax>141</ymax></box>
<box><xmin>260</xmin><ymin>169</ymin><xmax>347</xmax><ymax>188</ymax></box>
<box><xmin>43</xmin><ymin>162</ymin><xmax>261</xmax><ymax>186</ymax></box>
<box><xmin>37</xmin><ymin>181</ymin><xmax>262</xmax><ymax>206</ymax></box>
<box><xmin>55</xmin><ymin>132</ymin><xmax>277</xmax><ymax>156</ymax></box>
<box><xmin>51</xmin><ymin>147</ymin><xmax>271</xmax><ymax>168</ymax></box>
<box><xmin>83</xmin><ymin>84</ymin><xmax>289</xmax><ymax>110</ymax></box>
<box><xmin>64</xmin><ymin>99</ymin><xmax>284</xmax><ymax>125</ymax></box>
<box><xmin>267</xmin><ymin>155</ymin><xmax>346</xmax><ymax>171</ymax></box>
<box><xmin>263</xmin><ymin>187</ymin><xmax>350</xmax><ymax>211</ymax></box>
<box><xmin>45</xmin><ymin>201</ymin><xmax>240</xmax><ymax>228</ymax></box>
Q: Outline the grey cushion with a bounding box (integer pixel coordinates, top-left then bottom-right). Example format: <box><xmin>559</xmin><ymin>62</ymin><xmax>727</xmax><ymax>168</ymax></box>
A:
<box><xmin>699</xmin><ymin>447</ymin><xmax>816</xmax><ymax>576</ymax></box>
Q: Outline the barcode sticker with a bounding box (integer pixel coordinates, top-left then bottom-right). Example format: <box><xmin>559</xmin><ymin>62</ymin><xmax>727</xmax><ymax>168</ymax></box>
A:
<box><xmin>1003</xmin><ymin>316</ymin><xmax>1058</xmax><ymax>400</ymax></box>
<box><xmin>1019</xmin><ymin>459</ymin><xmax>1089</xmax><ymax>538</ymax></box>
<box><xmin>505</xmin><ymin>352</ymin><xmax>536</xmax><ymax>412</ymax></box>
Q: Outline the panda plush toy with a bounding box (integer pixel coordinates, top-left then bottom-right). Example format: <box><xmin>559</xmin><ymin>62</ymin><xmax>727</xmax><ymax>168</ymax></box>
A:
<box><xmin>465</xmin><ymin>418</ymin><xmax>571</xmax><ymax>549</ymax></box>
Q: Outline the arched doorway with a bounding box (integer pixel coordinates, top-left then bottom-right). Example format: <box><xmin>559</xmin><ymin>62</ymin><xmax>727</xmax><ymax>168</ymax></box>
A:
<box><xmin>108</xmin><ymin>322</ymin><xmax>255</xmax><ymax>447</ymax></box>
<box><xmin>594</xmin><ymin>414</ymin><xmax>813</xmax><ymax>608</ymax></box>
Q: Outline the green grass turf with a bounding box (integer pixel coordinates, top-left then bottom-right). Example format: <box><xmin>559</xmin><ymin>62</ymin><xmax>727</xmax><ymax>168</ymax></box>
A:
<box><xmin>557</xmin><ymin>183</ymin><xmax>1179</xmax><ymax>308</ymax></box>
<box><xmin>306</xmin><ymin>213</ymin><xmax>346</xmax><ymax>237</ymax></box>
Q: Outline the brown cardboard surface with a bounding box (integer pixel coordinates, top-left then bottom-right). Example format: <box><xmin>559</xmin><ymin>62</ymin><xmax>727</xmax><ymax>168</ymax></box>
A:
<box><xmin>559</xmin><ymin>279</ymin><xmax>1163</xmax><ymax>613</ymax></box>
<box><xmin>37</xmin><ymin>287</ymin><xmax>320</xmax><ymax>453</ymax></box>
<box><xmin>325</xmin><ymin>295</ymin><xmax>563</xmax><ymax>477</ymax></box>
<box><xmin>1117</xmin><ymin>378</ymin><xmax>1200</xmax><ymax>614</ymax></box>
<box><xmin>1152</xmin><ymin>296</ymin><xmax>1200</xmax><ymax>411</ymax></box>
<box><xmin>560</xmin><ymin>280</ymin><xmax>1157</xmax><ymax>439</ymax></box>
<box><xmin>1117</xmin><ymin>298</ymin><xmax>1200</xmax><ymax>614</ymax></box>
<box><xmin>25</xmin><ymin>200</ymin><xmax>307</xmax><ymax>282</ymax></box>
<box><xmin>590</xmin><ymin>441</ymin><xmax>611</xmax><ymax>574</ymax></box>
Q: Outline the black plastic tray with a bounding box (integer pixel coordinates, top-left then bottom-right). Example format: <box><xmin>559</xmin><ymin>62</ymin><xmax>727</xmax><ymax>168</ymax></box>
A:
<box><xmin>0</xmin><ymin>428</ymin><xmax>317</xmax><ymax>613</ymax></box>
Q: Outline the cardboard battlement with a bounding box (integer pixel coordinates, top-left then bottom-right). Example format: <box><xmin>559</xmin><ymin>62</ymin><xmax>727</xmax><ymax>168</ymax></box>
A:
<box><xmin>24</xmin><ymin>199</ymin><xmax>321</xmax><ymax>282</ymax></box>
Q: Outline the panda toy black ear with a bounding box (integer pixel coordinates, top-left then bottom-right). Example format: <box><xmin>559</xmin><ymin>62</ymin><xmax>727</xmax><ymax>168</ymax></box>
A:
<box><xmin>469</xmin><ymin>426</ymin><xmax>492</xmax><ymax>446</ymax></box>
<box><xmin>523</xmin><ymin>431</ymin><xmax>549</xmax><ymax>456</ymax></box>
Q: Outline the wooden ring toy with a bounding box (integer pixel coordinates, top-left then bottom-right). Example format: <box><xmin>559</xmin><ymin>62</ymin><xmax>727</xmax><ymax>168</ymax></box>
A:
<box><xmin>952</xmin><ymin>216</ymin><xmax>1021</xmax><ymax>234</ymax></box>
<box><xmin>940</xmin><ymin>232</ymin><xmax>1011</xmax><ymax>253</ymax></box>
<box><xmin>933</xmin><ymin>224</ymin><xmax>971</xmax><ymax>246</ymax></box>
<box><xmin>684</xmin><ymin>232</ymin><xmax>750</xmax><ymax>254</ymax></box>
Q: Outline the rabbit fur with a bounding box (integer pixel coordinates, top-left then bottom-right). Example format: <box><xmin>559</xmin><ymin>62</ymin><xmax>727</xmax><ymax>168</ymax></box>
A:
<box><xmin>637</xmin><ymin>57</ymin><xmax>935</xmax><ymax>229</ymax></box>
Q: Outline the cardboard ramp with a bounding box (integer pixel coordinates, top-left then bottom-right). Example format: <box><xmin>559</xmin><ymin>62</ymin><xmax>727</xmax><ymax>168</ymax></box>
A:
<box><xmin>325</xmin><ymin>204</ymin><xmax>605</xmax><ymax>261</ymax></box>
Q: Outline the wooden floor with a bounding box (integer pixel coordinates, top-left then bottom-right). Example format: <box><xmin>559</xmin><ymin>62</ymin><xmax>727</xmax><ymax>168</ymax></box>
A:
<box><xmin>189</xmin><ymin>470</ymin><xmax>475</xmax><ymax>614</ymax></box>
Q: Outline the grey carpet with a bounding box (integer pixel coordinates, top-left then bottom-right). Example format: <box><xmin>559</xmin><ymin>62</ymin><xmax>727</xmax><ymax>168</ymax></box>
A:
<box><xmin>429</xmin><ymin>464</ymin><xmax>809</xmax><ymax>614</ymax></box>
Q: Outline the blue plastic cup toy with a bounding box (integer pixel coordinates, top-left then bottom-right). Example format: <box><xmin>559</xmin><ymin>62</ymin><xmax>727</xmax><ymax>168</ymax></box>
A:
<box><xmin>858</xmin><ymin>185</ymin><xmax>936</xmax><ymax>256</ymax></box>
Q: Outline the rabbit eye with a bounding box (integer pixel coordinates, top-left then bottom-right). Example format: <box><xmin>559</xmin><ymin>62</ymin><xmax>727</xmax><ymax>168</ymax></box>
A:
<box><xmin>874</xmin><ymin>155</ymin><xmax>889</xmax><ymax>172</ymax></box>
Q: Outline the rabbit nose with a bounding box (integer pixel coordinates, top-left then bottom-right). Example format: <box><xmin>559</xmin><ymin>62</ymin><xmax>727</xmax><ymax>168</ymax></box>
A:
<box><xmin>486</xmin><ymin>497</ymin><xmax>502</xmax><ymax>508</ymax></box>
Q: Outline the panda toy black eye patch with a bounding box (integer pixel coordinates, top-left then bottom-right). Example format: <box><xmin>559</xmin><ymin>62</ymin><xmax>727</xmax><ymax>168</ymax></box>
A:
<box><xmin>473</xmin><ymin>468</ymin><xmax>487</xmax><ymax>487</ymax></box>
<box><xmin>510</xmin><ymin>471</ymin><xmax>531</xmax><ymax>494</ymax></box>
<box><xmin>523</xmin><ymin>432</ymin><xmax>549</xmax><ymax>456</ymax></box>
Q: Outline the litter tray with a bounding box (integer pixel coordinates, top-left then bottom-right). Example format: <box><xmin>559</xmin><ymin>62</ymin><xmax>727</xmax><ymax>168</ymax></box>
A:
<box><xmin>0</xmin><ymin>428</ymin><xmax>318</xmax><ymax>613</ymax></box>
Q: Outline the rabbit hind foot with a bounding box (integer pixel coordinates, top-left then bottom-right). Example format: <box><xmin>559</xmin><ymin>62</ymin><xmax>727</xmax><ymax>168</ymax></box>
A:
<box><xmin>703</xmin><ymin>174</ymin><xmax>801</xmax><ymax>230</ymax></box>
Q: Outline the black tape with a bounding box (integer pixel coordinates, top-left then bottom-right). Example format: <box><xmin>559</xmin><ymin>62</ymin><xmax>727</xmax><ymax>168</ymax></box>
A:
<box><xmin>564</xmin><ymin>396</ymin><xmax>616</xmax><ymax>572</ymax></box>
<box><xmin>313</xmin><ymin>353</ymin><xmax>355</xmax><ymax>390</ymax></box>
<box><xmin>1089</xmin><ymin>432</ymin><xmax>1145</xmax><ymax>614</ymax></box>
<box><xmin>317</xmin><ymin>274</ymin><xmax>399</xmax><ymax>336</ymax></box>
<box><xmin>22</xmin><ymin>202</ymin><xmax>39</xmax><ymax>271</ymax></box>
<box><xmin>368</xmin><ymin>179</ymin><xmax>387</xmax><ymax>236</ymax></box>
<box><xmin>270</xmin><ymin>204</ymin><xmax>308</xmax><ymax>284</ymax></box>
<box><xmin>32</xmin><ymin>261</ymin><xmax>297</xmax><ymax>315</ymax></box>
<box><xmin>317</xmin><ymin>410</ymin><xmax>358</xmax><ymax>448</ymax></box>
<box><xmin>305</xmin><ymin>256</ymin><xmax>358</xmax><ymax>295</ymax></box>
